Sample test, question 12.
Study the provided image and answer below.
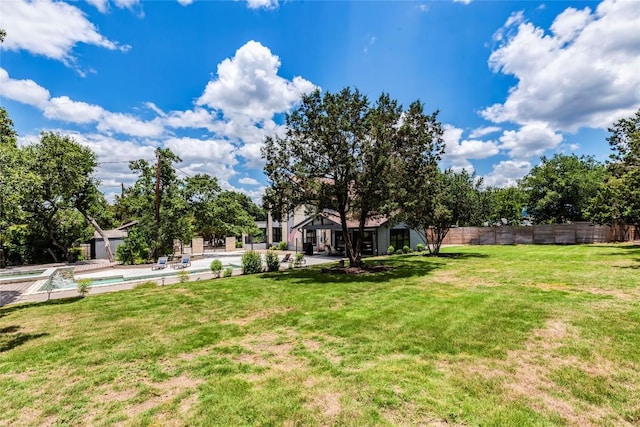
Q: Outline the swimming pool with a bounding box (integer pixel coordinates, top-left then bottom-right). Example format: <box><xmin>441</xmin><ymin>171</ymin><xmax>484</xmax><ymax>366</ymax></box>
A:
<box><xmin>37</xmin><ymin>264</ymin><xmax>241</xmax><ymax>291</ymax></box>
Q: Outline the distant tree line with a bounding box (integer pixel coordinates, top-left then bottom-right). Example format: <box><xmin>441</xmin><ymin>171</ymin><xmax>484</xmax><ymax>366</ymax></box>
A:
<box><xmin>0</xmin><ymin>107</ymin><xmax>262</xmax><ymax>266</ymax></box>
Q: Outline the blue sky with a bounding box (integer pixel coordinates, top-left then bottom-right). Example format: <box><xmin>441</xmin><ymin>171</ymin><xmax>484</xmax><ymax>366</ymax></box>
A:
<box><xmin>1</xmin><ymin>0</ymin><xmax>639</xmax><ymax>202</ymax></box>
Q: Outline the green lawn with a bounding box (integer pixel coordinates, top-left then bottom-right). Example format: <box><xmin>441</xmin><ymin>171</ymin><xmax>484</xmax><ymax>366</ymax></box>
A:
<box><xmin>1</xmin><ymin>245</ymin><xmax>638</xmax><ymax>426</ymax></box>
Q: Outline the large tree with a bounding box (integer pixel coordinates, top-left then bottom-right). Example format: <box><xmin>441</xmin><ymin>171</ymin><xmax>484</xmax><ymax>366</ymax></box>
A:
<box><xmin>401</xmin><ymin>167</ymin><xmax>481</xmax><ymax>255</ymax></box>
<box><xmin>481</xmin><ymin>186</ymin><xmax>526</xmax><ymax>226</ymax></box>
<box><xmin>21</xmin><ymin>132</ymin><xmax>113</xmax><ymax>262</ymax></box>
<box><xmin>588</xmin><ymin>109</ymin><xmax>640</xmax><ymax>235</ymax></box>
<box><xmin>520</xmin><ymin>154</ymin><xmax>605</xmax><ymax>224</ymax></box>
<box><xmin>263</xmin><ymin>88</ymin><xmax>406</xmax><ymax>267</ymax></box>
<box><xmin>182</xmin><ymin>175</ymin><xmax>258</xmax><ymax>244</ymax></box>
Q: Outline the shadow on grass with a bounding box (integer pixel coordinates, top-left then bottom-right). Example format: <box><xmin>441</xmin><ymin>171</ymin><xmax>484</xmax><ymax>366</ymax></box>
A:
<box><xmin>0</xmin><ymin>296</ymin><xmax>83</xmax><ymax>318</ymax></box>
<box><xmin>0</xmin><ymin>331</ymin><xmax>49</xmax><ymax>353</ymax></box>
<box><xmin>592</xmin><ymin>244</ymin><xmax>640</xmax><ymax>255</ymax></box>
<box><xmin>263</xmin><ymin>252</ymin><xmax>488</xmax><ymax>285</ymax></box>
<box><xmin>421</xmin><ymin>252</ymin><xmax>489</xmax><ymax>259</ymax></box>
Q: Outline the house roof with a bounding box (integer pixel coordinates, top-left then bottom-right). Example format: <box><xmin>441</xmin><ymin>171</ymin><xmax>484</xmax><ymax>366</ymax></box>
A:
<box><xmin>292</xmin><ymin>210</ymin><xmax>389</xmax><ymax>231</ymax></box>
<box><xmin>93</xmin><ymin>221</ymin><xmax>138</xmax><ymax>240</ymax></box>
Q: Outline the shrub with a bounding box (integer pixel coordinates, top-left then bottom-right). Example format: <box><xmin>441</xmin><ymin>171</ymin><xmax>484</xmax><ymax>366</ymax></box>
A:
<box><xmin>396</xmin><ymin>249</ymin><xmax>405</xmax><ymax>255</ymax></box>
<box><xmin>416</xmin><ymin>243</ymin><xmax>425</xmax><ymax>252</ymax></box>
<box><xmin>270</xmin><ymin>245</ymin><xmax>278</xmax><ymax>250</ymax></box>
<box><xmin>134</xmin><ymin>281</ymin><xmax>157</xmax><ymax>290</ymax></box>
<box><xmin>242</xmin><ymin>250</ymin><xmax>262</xmax><ymax>274</ymax></box>
<box><xmin>76</xmin><ymin>278</ymin><xmax>92</xmax><ymax>297</ymax></box>
<box><xmin>69</xmin><ymin>247</ymin><xmax>85</xmax><ymax>262</ymax></box>
<box><xmin>278</xmin><ymin>241</ymin><xmax>288</xmax><ymax>251</ymax></box>
<box><xmin>265</xmin><ymin>250</ymin><xmax>280</xmax><ymax>272</ymax></box>
<box><xmin>177</xmin><ymin>270</ymin><xmax>189</xmax><ymax>283</ymax></box>
<box><xmin>403</xmin><ymin>245</ymin><xmax>410</xmax><ymax>254</ymax></box>
<box><xmin>387</xmin><ymin>245</ymin><xmax>395</xmax><ymax>255</ymax></box>
<box><xmin>235</xmin><ymin>240</ymin><xmax>243</xmax><ymax>249</ymax></box>
<box><xmin>294</xmin><ymin>252</ymin><xmax>305</xmax><ymax>267</ymax></box>
<box><xmin>210</xmin><ymin>259</ymin><xmax>223</xmax><ymax>277</ymax></box>
<box><xmin>223</xmin><ymin>267</ymin><xmax>233</xmax><ymax>277</ymax></box>
<box><xmin>116</xmin><ymin>228</ymin><xmax>150</xmax><ymax>265</ymax></box>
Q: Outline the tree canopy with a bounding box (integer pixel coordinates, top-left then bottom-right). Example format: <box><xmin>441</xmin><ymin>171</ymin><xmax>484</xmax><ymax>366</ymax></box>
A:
<box><xmin>520</xmin><ymin>154</ymin><xmax>605</xmax><ymax>224</ymax></box>
<box><xmin>588</xmin><ymin>109</ymin><xmax>640</xmax><ymax>233</ymax></box>
<box><xmin>263</xmin><ymin>88</ymin><xmax>437</xmax><ymax>266</ymax></box>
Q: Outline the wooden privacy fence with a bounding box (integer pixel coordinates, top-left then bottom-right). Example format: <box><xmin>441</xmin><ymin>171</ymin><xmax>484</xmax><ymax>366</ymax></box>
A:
<box><xmin>441</xmin><ymin>223</ymin><xmax>637</xmax><ymax>245</ymax></box>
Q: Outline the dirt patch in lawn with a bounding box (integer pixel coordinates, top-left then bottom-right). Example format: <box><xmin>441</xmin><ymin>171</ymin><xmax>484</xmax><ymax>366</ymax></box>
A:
<box><xmin>226</xmin><ymin>331</ymin><xmax>306</xmax><ymax>372</ymax></box>
<box><xmin>221</xmin><ymin>307</ymin><xmax>292</xmax><ymax>326</ymax></box>
<box><xmin>436</xmin><ymin>319</ymin><xmax>632</xmax><ymax>426</ymax></box>
<box><xmin>117</xmin><ymin>375</ymin><xmax>202</xmax><ymax>423</ymax></box>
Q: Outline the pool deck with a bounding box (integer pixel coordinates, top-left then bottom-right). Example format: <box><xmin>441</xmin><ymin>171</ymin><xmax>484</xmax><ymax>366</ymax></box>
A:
<box><xmin>0</xmin><ymin>251</ymin><xmax>338</xmax><ymax>307</ymax></box>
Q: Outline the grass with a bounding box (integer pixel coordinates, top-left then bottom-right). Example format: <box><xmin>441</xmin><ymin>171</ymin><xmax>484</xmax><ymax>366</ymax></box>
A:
<box><xmin>1</xmin><ymin>244</ymin><xmax>639</xmax><ymax>426</ymax></box>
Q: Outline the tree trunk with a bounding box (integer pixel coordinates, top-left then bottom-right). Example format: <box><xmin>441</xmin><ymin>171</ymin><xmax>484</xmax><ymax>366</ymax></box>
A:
<box><xmin>339</xmin><ymin>212</ymin><xmax>356</xmax><ymax>267</ymax></box>
<box><xmin>46</xmin><ymin>247</ymin><xmax>60</xmax><ymax>263</ymax></box>
<box><xmin>48</xmin><ymin>226</ymin><xmax>69</xmax><ymax>261</ymax></box>
<box><xmin>83</xmin><ymin>213</ymin><xmax>115</xmax><ymax>262</ymax></box>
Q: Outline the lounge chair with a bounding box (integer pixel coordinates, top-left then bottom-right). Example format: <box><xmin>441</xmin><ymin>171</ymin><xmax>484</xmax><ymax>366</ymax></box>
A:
<box><xmin>152</xmin><ymin>256</ymin><xmax>168</xmax><ymax>270</ymax></box>
<box><xmin>280</xmin><ymin>253</ymin><xmax>291</xmax><ymax>263</ymax></box>
<box><xmin>173</xmin><ymin>255</ymin><xmax>191</xmax><ymax>269</ymax></box>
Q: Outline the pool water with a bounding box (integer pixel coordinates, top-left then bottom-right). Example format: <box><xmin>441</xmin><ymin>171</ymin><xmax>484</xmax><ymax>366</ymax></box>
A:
<box><xmin>38</xmin><ymin>265</ymin><xmax>240</xmax><ymax>291</ymax></box>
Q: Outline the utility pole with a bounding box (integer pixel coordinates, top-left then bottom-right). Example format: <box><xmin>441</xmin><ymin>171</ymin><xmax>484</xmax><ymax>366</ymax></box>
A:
<box><xmin>155</xmin><ymin>151</ymin><xmax>161</xmax><ymax>227</ymax></box>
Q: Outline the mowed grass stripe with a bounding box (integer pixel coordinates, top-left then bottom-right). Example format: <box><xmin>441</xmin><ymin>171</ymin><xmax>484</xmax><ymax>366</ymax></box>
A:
<box><xmin>0</xmin><ymin>244</ymin><xmax>638</xmax><ymax>426</ymax></box>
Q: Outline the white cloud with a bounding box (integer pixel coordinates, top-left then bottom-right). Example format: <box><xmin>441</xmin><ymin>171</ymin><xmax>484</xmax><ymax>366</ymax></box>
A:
<box><xmin>98</xmin><ymin>113</ymin><xmax>165</xmax><ymax>138</ymax></box>
<box><xmin>177</xmin><ymin>0</ymin><xmax>194</xmax><ymax>5</ymax></box>
<box><xmin>364</xmin><ymin>36</ymin><xmax>377</xmax><ymax>54</ymax></box>
<box><xmin>113</xmin><ymin>0</ymin><xmax>140</xmax><ymax>9</ymax></box>
<box><xmin>86</xmin><ymin>0</ymin><xmax>109</xmax><ymax>13</ymax></box>
<box><xmin>44</xmin><ymin>96</ymin><xmax>105</xmax><ymax>123</ymax></box>
<box><xmin>469</xmin><ymin>126</ymin><xmax>501</xmax><ymax>138</ymax></box>
<box><xmin>0</xmin><ymin>0</ymin><xmax>129</xmax><ymax>72</ymax></box>
<box><xmin>197</xmin><ymin>40</ymin><xmax>317</xmax><ymax>121</ymax></box>
<box><xmin>453</xmin><ymin>0</ymin><xmax>472</xmax><ymax>5</ymax></box>
<box><xmin>442</xmin><ymin>125</ymin><xmax>499</xmax><ymax>171</ymax></box>
<box><xmin>0</xmin><ymin>68</ymin><xmax>50</xmax><ymax>108</ymax></box>
<box><xmin>164</xmin><ymin>108</ymin><xmax>217</xmax><ymax>131</ymax></box>
<box><xmin>163</xmin><ymin>136</ymin><xmax>239</xmax><ymax>185</ymax></box>
<box><xmin>482</xmin><ymin>160</ymin><xmax>532</xmax><ymax>188</ymax></box>
<box><xmin>246</xmin><ymin>0</ymin><xmax>278</xmax><ymax>10</ymax></box>
<box><xmin>482</xmin><ymin>0</ymin><xmax>640</xmax><ymax>132</ymax></box>
<box><xmin>239</xmin><ymin>177</ymin><xmax>260</xmax><ymax>186</ymax></box>
<box><xmin>498</xmin><ymin>123</ymin><xmax>563</xmax><ymax>159</ymax></box>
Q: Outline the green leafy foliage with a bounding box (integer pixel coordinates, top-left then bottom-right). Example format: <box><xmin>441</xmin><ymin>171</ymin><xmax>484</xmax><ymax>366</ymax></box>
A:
<box><xmin>520</xmin><ymin>154</ymin><xmax>605</xmax><ymax>224</ymax></box>
<box><xmin>387</xmin><ymin>245</ymin><xmax>395</xmax><ymax>254</ymax></box>
<box><xmin>76</xmin><ymin>279</ymin><xmax>92</xmax><ymax>297</ymax></box>
<box><xmin>264</xmin><ymin>88</ymin><xmax>437</xmax><ymax>268</ymax></box>
<box><xmin>177</xmin><ymin>270</ymin><xmax>190</xmax><ymax>283</ymax></box>
<box><xmin>278</xmin><ymin>241</ymin><xmax>288</xmax><ymax>251</ymax></box>
<box><xmin>401</xmin><ymin>168</ymin><xmax>482</xmax><ymax>255</ymax></box>
<box><xmin>588</xmin><ymin>109</ymin><xmax>640</xmax><ymax>231</ymax></box>
<box><xmin>402</xmin><ymin>245</ymin><xmax>410</xmax><ymax>254</ymax></box>
<box><xmin>416</xmin><ymin>243</ymin><xmax>425</xmax><ymax>252</ymax></box>
<box><xmin>265</xmin><ymin>250</ymin><xmax>280</xmax><ymax>272</ymax></box>
<box><xmin>210</xmin><ymin>259</ymin><xmax>223</xmax><ymax>277</ymax></box>
<box><xmin>241</xmin><ymin>250</ymin><xmax>262</xmax><ymax>274</ymax></box>
<box><xmin>223</xmin><ymin>267</ymin><xmax>233</xmax><ymax>277</ymax></box>
<box><xmin>116</xmin><ymin>228</ymin><xmax>150</xmax><ymax>265</ymax></box>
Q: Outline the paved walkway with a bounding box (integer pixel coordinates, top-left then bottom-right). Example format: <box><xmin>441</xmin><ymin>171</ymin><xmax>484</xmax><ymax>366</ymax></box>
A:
<box><xmin>0</xmin><ymin>252</ymin><xmax>338</xmax><ymax>307</ymax></box>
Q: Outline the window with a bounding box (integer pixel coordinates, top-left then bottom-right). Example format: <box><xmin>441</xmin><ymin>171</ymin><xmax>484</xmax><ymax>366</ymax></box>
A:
<box><xmin>306</xmin><ymin>229</ymin><xmax>316</xmax><ymax>245</ymax></box>
<box><xmin>390</xmin><ymin>229</ymin><xmax>410</xmax><ymax>250</ymax></box>
<box><xmin>272</xmin><ymin>227</ymin><xmax>282</xmax><ymax>243</ymax></box>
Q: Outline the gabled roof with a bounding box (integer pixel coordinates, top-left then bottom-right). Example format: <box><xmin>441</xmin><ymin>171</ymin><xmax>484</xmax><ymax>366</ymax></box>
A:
<box><xmin>93</xmin><ymin>221</ymin><xmax>138</xmax><ymax>239</ymax></box>
<box><xmin>292</xmin><ymin>210</ymin><xmax>389</xmax><ymax>231</ymax></box>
